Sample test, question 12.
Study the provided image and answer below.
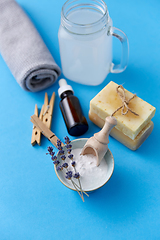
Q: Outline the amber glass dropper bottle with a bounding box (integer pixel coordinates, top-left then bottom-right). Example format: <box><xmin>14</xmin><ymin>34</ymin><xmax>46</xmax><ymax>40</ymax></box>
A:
<box><xmin>58</xmin><ymin>79</ymin><xmax>89</xmax><ymax>136</ymax></box>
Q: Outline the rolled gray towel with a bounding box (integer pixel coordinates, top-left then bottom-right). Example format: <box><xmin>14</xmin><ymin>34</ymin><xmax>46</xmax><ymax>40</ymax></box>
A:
<box><xmin>0</xmin><ymin>0</ymin><xmax>61</xmax><ymax>92</ymax></box>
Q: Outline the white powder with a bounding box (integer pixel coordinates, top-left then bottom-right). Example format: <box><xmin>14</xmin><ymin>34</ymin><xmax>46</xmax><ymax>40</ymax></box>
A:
<box><xmin>73</xmin><ymin>148</ymin><xmax>97</xmax><ymax>175</ymax></box>
<box><xmin>65</xmin><ymin>148</ymin><xmax>110</xmax><ymax>191</ymax></box>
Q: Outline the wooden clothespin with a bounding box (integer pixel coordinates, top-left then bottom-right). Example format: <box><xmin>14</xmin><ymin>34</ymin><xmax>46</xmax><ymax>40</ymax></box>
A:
<box><xmin>30</xmin><ymin>114</ymin><xmax>64</xmax><ymax>148</ymax></box>
<box><xmin>42</xmin><ymin>92</ymin><xmax>55</xmax><ymax>129</ymax></box>
<box><xmin>31</xmin><ymin>92</ymin><xmax>55</xmax><ymax>146</ymax></box>
<box><xmin>31</xmin><ymin>104</ymin><xmax>43</xmax><ymax>146</ymax></box>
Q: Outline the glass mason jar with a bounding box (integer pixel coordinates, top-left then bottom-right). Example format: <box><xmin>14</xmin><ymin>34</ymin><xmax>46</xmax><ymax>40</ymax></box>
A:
<box><xmin>58</xmin><ymin>0</ymin><xmax>129</xmax><ymax>86</ymax></box>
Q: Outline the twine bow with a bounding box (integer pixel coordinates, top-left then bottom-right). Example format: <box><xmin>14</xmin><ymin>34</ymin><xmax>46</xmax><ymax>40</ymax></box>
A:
<box><xmin>111</xmin><ymin>85</ymin><xmax>139</xmax><ymax>117</ymax></box>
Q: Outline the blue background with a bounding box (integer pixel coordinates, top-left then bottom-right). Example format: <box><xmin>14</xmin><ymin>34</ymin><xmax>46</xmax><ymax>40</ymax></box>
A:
<box><xmin>0</xmin><ymin>0</ymin><xmax>160</xmax><ymax>239</ymax></box>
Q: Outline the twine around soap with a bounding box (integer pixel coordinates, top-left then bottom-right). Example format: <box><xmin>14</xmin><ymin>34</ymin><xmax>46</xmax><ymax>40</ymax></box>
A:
<box><xmin>111</xmin><ymin>85</ymin><xmax>139</xmax><ymax>117</ymax></box>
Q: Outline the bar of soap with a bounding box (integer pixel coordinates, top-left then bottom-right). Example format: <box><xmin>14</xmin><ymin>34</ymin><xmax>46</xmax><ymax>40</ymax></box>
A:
<box><xmin>89</xmin><ymin>81</ymin><xmax>156</xmax><ymax>150</ymax></box>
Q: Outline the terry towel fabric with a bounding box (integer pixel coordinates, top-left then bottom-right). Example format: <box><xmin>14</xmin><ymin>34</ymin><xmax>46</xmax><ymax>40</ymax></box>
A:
<box><xmin>0</xmin><ymin>0</ymin><xmax>61</xmax><ymax>92</ymax></box>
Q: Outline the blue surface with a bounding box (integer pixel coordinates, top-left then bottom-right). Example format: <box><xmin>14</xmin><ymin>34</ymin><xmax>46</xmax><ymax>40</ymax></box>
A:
<box><xmin>0</xmin><ymin>0</ymin><xmax>160</xmax><ymax>239</ymax></box>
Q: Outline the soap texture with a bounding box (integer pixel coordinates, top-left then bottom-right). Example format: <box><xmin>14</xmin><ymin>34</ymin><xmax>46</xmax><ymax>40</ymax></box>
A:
<box><xmin>89</xmin><ymin>81</ymin><xmax>156</xmax><ymax>150</ymax></box>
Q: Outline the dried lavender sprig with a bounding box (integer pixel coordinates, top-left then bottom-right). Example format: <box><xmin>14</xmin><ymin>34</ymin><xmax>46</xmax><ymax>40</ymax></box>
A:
<box><xmin>71</xmin><ymin>179</ymin><xmax>84</xmax><ymax>202</ymax></box>
<box><xmin>72</xmin><ymin>163</ymin><xmax>85</xmax><ymax>198</ymax></box>
<box><xmin>64</xmin><ymin>137</ymin><xmax>85</xmax><ymax>199</ymax></box>
<box><xmin>70</xmin><ymin>179</ymin><xmax>89</xmax><ymax>197</ymax></box>
<box><xmin>58</xmin><ymin>166</ymin><xmax>89</xmax><ymax>198</ymax></box>
<box><xmin>47</xmin><ymin>138</ymin><xmax>88</xmax><ymax>201</ymax></box>
<box><xmin>57</xmin><ymin>158</ymin><xmax>85</xmax><ymax>199</ymax></box>
<box><xmin>60</xmin><ymin>166</ymin><xmax>84</xmax><ymax>201</ymax></box>
<box><xmin>64</xmin><ymin>167</ymin><xmax>84</xmax><ymax>201</ymax></box>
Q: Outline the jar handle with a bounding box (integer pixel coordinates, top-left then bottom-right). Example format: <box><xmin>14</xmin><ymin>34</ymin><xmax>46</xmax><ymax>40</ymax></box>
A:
<box><xmin>108</xmin><ymin>26</ymin><xmax>129</xmax><ymax>73</ymax></box>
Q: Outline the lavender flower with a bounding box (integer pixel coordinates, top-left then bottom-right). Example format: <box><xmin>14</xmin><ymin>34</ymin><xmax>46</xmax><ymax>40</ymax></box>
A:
<box><xmin>61</xmin><ymin>155</ymin><xmax>66</xmax><ymax>161</ymax></box>
<box><xmin>65</xmin><ymin>171</ymin><xmax>73</xmax><ymax>180</ymax></box>
<box><xmin>51</xmin><ymin>155</ymin><xmax>57</xmax><ymax>161</ymax></box>
<box><xmin>58</xmin><ymin>146</ymin><xmax>63</xmax><ymax>151</ymax></box>
<box><xmin>57</xmin><ymin>166</ymin><xmax>63</xmax><ymax>171</ymax></box>
<box><xmin>71</xmin><ymin>161</ymin><xmax>76</xmax><ymax>167</ymax></box>
<box><xmin>68</xmin><ymin>154</ymin><xmax>73</xmax><ymax>160</ymax></box>
<box><xmin>53</xmin><ymin>160</ymin><xmax>60</xmax><ymax>166</ymax></box>
<box><xmin>58</xmin><ymin>149</ymin><xmax>65</xmax><ymax>155</ymax></box>
<box><xmin>47</xmin><ymin>146</ymin><xmax>53</xmax><ymax>153</ymax></box>
<box><xmin>67</xmin><ymin>149</ymin><xmax>72</xmax><ymax>154</ymax></box>
<box><xmin>66</xmin><ymin>144</ymin><xmax>72</xmax><ymax>149</ymax></box>
<box><xmin>57</xmin><ymin>140</ymin><xmax>62</xmax><ymax>146</ymax></box>
<box><xmin>73</xmin><ymin>172</ymin><xmax>80</xmax><ymax>179</ymax></box>
<box><xmin>47</xmin><ymin>146</ymin><xmax>55</xmax><ymax>156</ymax></box>
<box><xmin>50</xmin><ymin>151</ymin><xmax>55</xmax><ymax>156</ymax></box>
<box><xmin>64</xmin><ymin>136</ymin><xmax>71</xmax><ymax>144</ymax></box>
<box><xmin>62</xmin><ymin>163</ymin><xmax>68</xmax><ymax>168</ymax></box>
<box><xmin>57</xmin><ymin>140</ymin><xmax>63</xmax><ymax>150</ymax></box>
<box><xmin>47</xmin><ymin>136</ymin><xmax>87</xmax><ymax>201</ymax></box>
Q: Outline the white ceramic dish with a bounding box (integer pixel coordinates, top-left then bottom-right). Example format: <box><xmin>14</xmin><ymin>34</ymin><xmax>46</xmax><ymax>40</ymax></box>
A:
<box><xmin>54</xmin><ymin>138</ymin><xmax>114</xmax><ymax>192</ymax></box>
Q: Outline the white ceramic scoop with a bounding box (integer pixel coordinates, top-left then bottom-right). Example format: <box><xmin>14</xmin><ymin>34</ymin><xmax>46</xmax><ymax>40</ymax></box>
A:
<box><xmin>81</xmin><ymin>116</ymin><xmax>117</xmax><ymax>166</ymax></box>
